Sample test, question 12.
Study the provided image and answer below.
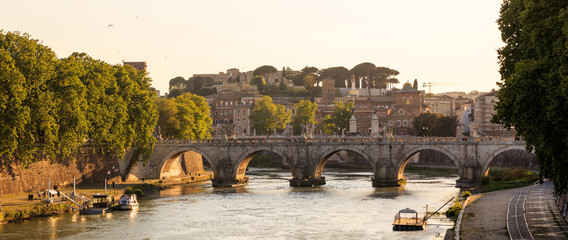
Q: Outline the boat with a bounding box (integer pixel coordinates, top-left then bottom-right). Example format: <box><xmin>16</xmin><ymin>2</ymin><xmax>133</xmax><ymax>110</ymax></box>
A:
<box><xmin>80</xmin><ymin>194</ymin><xmax>114</xmax><ymax>215</ymax></box>
<box><xmin>392</xmin><ymin>197</ymin><xmax>455</xmax><ymax>231</ymax></box>
<box><xmin>392</xmin><ymin>208</ymin><xmax>427</xmax><ymax>231</ymax></box>
<box><xmin>117</xmin><ymin>194</ymin><xmax>139</xmax><ymax>210</ymax></box>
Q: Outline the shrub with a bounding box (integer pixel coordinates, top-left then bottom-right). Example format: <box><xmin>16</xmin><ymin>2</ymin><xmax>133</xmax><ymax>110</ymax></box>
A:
<box><xmin>134</xmin><ymin>189</ymin><xmax>144</xmax><ymax>197</ymax></box>
<box><xmin>461</xmin><ymin>191</ymin><xmax>472</xmax><ymax>199</ymax></box>
<box><xmin>480</xmin><ymin>175</ymin><xmax>491</xmax><ymax>186</ymax></box>
<box><xmin>445</xmin><ymin>199</ymin><xmax>462</xmax><ymax>219</ymax></box>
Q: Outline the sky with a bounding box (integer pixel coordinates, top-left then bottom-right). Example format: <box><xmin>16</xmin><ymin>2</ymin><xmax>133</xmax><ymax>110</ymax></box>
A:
<box><xmin>1</xmin><ymin>0</ymin><xmax>505</xmax><ymax>94</ymax></box>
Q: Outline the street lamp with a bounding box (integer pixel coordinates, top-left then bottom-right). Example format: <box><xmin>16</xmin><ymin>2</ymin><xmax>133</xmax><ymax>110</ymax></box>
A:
<box><xmin>422</xmin><ymin>126</ymin><xmax>429</xmax><ymax>137</ymax></box>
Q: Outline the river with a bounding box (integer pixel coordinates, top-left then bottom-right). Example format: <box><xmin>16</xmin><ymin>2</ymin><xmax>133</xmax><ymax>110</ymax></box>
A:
<box><xmin>0</xmin><ymin>168</ymin><xmax>459</xmax><ymax>240</ymax></box>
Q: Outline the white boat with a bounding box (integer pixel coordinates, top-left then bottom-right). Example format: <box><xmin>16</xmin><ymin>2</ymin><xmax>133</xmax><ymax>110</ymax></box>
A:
<box><xmin>117</xmin><ymin>194</ymin><xmax>139</xmax><ymax>210</ymax></box>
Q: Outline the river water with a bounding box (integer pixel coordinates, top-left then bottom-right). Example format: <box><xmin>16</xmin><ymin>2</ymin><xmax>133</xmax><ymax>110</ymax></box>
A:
<box><xmin>0</xmin><ymin>168</ymin><xmax>459</xmax><ymax>240</ymax></box>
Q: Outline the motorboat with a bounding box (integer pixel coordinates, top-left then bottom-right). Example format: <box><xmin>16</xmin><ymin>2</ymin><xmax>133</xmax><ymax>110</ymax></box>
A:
<box><xmin>117</xmin><ymin>194</ymin><xmax>139</xmax><ymax>210</ymax></box>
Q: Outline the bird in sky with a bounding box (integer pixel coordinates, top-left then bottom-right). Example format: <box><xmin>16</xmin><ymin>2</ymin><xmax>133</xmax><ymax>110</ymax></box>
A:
<box><xmin>108</xmin><ymin>24</ymin><xmax>114</xmax><ymax>27</ymax></box>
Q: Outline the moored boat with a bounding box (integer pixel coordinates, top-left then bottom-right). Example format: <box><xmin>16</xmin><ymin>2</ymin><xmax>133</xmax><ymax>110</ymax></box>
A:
<box><xmin>117</xmin><ymin>194</ymin><xmax>139</xmax><ymax>210</ymax></box>
<box><xmin>80</xmin><ymin>194</ymin><xmax>114</xmax><ymax>215</ymax></box>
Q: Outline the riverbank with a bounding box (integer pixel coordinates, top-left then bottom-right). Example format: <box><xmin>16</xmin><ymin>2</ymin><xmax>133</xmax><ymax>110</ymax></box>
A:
<box><xmin>0</xmin><ymin>171</ymin><xmax>213</xmax><ymax>224</ymax></box>
<box><xmin>459</xmin><ymin>181</ymin><xmax>568</xmax><ymax>239</ymax></box>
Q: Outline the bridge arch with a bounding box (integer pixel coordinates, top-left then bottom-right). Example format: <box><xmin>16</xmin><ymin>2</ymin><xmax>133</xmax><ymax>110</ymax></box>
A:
<box><xmin>315</xmin><ymin>146</ymin><xmax>374</xmax><ymax>179</ymax></box>
<box><xmin>158</xmin><ymin>147</ymin><xmax>215</xmax><ymax>179</ymax></box>
<box><xmin>398</xmin><ymin>145</ymin><xmax>461</xmax><ymax>180</ymax></box>
<box><xmin>233</xmin><ymin>148</ymin><xmax>289</xmax><ymax>182</ymax></box>
<box><xmin>482</xmin><ymin>145</ymin><xmax>531</xmax><ymax>176</ymax></box>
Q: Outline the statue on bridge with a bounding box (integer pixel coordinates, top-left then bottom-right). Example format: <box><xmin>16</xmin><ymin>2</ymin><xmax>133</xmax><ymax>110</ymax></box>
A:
<box><xmin>215</xmin><ymin>124</ymin><xmax>227</xmax><ymax>139</ymax></box>
<box><xmin>284</xmin><ymin>123</ymin><xmax>293</xmax><ymax>137</ymax></box>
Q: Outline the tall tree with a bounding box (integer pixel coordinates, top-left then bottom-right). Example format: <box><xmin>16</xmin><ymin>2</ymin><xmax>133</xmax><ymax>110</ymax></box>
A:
<box><xmin>249</xmin><ymin>96</ymin><xmax>291</xmax><ymax>135</ymax></box>
<box><xmin>414</xmin><ymin>112</ymin><xmax>457</xmax><ymax>137</ymax></box>
<box><xmin>253</xmin><ymin>65</ymin><xmax>277</xmax><ymax>83</ymax></box>
<box><xmin>350</xmin><ymin>62</ymin><xmax>376</xmax><ymax>96</ymax></box>
<box><xmin>173</xmin><ymin>93</ymin><xmax>212</xmax><ymax>140</ymax></box>
<box><xmin>322</xmin><ymin>101</ymin><xmax>353</xmax><ymax>134</ymax></box>
<box><xmin>291</xmin><ymin>100</ymin><xmax>318</xmax><ymax>135</ymax></box>
<box><xmin>320</xmin><ymin>66</ymin><xmax>349</xmax><ymax>88</ymax></box>
<box><xmin>493</xmin><ymin>0</ymin><xmax>568</xmax><ymax>192</ymax></box>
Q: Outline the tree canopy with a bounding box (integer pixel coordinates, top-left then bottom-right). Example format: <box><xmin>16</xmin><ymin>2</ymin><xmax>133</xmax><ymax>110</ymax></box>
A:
<box><xmin>0</xmin><ymin>31</ymin><xmax>158</xmax><ymax>166</ymax></box>
<box><xmin>249</xmin><ymin>96</ymin><xmax>291</xmax><ymax>135</ymax></box>
<box><xmin>322</xmin><ymin>101</ymin><xmax>353</xmax><ymax>135</ymax></box>
<box><xmin>167</xmin><ymin>75</ymin><xmax>216</xmax><ymax>97</ymax></box>
<box><xmin>413</xmin><ymin>112</ymin><xmax>457</xmax><ymax>137</ymax></box>
<box><xmin>156</xmin><ymin>93</ymin><xmax>212</xmax><ymax>140</ymax></box>
<box><xmin>291</xmin><ymin>100</ymin><xmax>318</xmax><ymax>135</ymax></box>
<box><xmin>492</xmin><ymin>0</ymin><xmax>568</xmax><ymax>192</ymax></box>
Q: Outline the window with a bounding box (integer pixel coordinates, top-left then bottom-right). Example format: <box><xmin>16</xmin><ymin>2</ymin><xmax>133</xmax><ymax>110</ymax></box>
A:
<box><xmin>243</xmin><ymin>118</ymin><xmax>246</xmax><ymax>123</ymax></box>
<box><xmin>237</xmin><ymin>110</ymin><xmax>240</xmax><ymax>115</ymax></box>
<box><xmin>399</xmin><ymin>109</ymin><xmax>405</xmax><ymax>115</ymax></box>
<box><xmin>237</xmin><ymin>119</ymin><xmax>240</xmax><ymax>123</ymax></box>
<box><xmin>224</xmin><ymin>110</ymin><xmax>228</xmax><ymax>115</ymax></box>
<box><xmin>215</xmin><ymin>110</ymin><xmax>218</xmax><ymax>115</ymax></box>
<box><xmin>396</xmin><ymin>120</ymin><xmax>401</xmax><ymax>127</ymax></box>
<box><xmin>220</xmin><ymin>111</ymin><xmax>223</xmax><ymax>116</ymax></box>
<box><xmin>403</xmin><ymin>120</ymin><xmax>408</xmax><ymax>127</ymax></box>
<box><xmin>229</xmin><ymin>110</ymin><xmax>232</xmax><ymax>114</ymax></box>
<box><xmin>410</xmin><ymin>120</ymin><xmax>413</xmax><ymax>126</ymax></box>
<box><xmin>292</xmin><ymin>109</ymin><xmax>295</xmax><ymax>114</ymax></box>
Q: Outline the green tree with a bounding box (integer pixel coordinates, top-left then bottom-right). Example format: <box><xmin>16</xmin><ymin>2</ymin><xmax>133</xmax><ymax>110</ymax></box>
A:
<box><xmin>172</xmin><ymin>93</ymin><xmax>212</xmax><ymax>139</ymax></box>
<box><xmin>350</xmin><ymin>62</ymin><xmax>376</xmax><ymax>96</ymax></box>
<box><xmin>414</xmin><ymin>112</ymin><xmax>457</xmax><ymax>137</ymax></box>
<box><xmin>320</xmin><ymin>66</ymin><xmax>349</xmax><ymax>88</ymax></box>
<box><xmin>493</xmin><ymin>0</ymin><xmax>568</xmax><ymax>192</ymax></box>
<box><xmin>0</xmin><ymin>47</ymin><xmax>29</xmax><ymax>163</ymax></box>
<box><xmin>155</xmin><ymin>98</ymin><xmax>180</xmax><ymax>138</ymax></box>
<box><xmin>291</xmin><ymin>100</ymin><xmax>318</xmax><ymax>135</ymax></box>
<box><xmin>322</xmin><ymin>101</ymin><xmax>353</xmax><ymax>134</ymax></box>
<box><xmin>169</xmin><ymin>76</ymin><xmax>186</xmax><ymax>92</ymax></box>
<box><xmin>249</xmin><ymin>96</ymin><xmax>291</xmax><ymax>135</ymax></box>
<box><xmin>253</xmin><ymin>65</ymin><xmax>277</xmax><ymax>84</ymax></box>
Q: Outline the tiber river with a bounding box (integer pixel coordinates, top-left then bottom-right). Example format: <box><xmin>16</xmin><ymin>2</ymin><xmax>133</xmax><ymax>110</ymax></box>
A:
<box><xmin>0</xmin><ymin>168</ymin><xmax>459</xmax><ymax>240</ymax></box>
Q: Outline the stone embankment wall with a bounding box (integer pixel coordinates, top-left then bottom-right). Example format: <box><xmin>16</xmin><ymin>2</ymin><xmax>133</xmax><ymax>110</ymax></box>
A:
<box><xmin>0</xmin><ymin>147</ymin><xmax>120</xmax><ymax>195</ymax></box>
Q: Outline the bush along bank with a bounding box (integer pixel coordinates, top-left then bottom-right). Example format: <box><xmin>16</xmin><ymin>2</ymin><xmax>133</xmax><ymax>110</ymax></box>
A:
<box><xmin>1</xmin><ymin>204</ymin><xmax>70</xmax><ymax>224</ymax></box>
<box><xmin>479</xmin><ymin>168</ymin><xmax>539</xmax><ymax>193</ymax></box>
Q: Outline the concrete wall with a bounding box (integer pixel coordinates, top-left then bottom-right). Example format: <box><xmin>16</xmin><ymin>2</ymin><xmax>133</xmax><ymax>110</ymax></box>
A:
<box><xmin>0</xmin><ymin>147</ymin><xmax>120</xmax><ymax>195</ymax></box>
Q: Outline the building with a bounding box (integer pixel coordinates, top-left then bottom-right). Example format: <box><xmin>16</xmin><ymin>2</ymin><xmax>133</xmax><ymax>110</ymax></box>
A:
<box><xmin>123</xmin><ymin>61</ymin><xmax>147</xmax><ymax>72</ymax></box>
<box><xmin>425</xmin><ymin>95</ymin><xmax>456</xmax><ymax>116</ymax></box>
<box><xmin>470</xmin><ymin>90</ymin><xmax>515</xmax><ymax>137</ymax></box>
<box><xmin>321</xmin><ymin>78</ymin><xmax>335</xmax><ymax>105</ymax></box>
<box><xmin>206</xmin><ymin>90</ymin><xmax>264</xmax><ymax>135</ymax></box>
<box><xmin>387</xmin><ymin>83</ymin><xmax>424</xmax><ymax>135</ymax></box>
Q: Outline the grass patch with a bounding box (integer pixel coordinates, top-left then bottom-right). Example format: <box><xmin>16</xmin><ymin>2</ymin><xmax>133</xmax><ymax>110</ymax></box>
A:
<box><xmin>479</xmin><ymin>168</ymin><xmax>538</xmax><ymax>193</ymax></box>
<box><xmin>404</xmin><ymin>164</ymin><xmax>457</xmax><ymax>176</ymax></box>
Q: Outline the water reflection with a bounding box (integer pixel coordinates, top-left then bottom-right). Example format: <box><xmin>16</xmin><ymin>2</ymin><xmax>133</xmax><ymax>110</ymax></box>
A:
<box><xmin>367</xmin><ymin>186</ymin><xmax>406</xmax><ymax>199</ymax></box>
<box><xmin>1</xmin><ymin>168</ymin><xmax>460</xmax><ymax>240</ymax></box>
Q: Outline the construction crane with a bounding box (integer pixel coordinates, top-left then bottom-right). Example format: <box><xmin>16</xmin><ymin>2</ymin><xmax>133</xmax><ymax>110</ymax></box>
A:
<box><xmin>422</xmin><ymin>82</ymin><xmax>459</xmax><ymax>93</ymax></box>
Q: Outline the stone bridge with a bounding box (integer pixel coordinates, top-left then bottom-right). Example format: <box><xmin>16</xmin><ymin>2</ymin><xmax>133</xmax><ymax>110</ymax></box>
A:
<box><xmin>121</xmin><ymin>136</ymin><xmax>527</xmax><ymax>188</ymax></box>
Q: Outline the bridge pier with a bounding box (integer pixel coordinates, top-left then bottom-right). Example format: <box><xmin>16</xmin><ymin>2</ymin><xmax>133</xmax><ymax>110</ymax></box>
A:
<box><xmin>210</xmin><ymin>160</ymin><xmax>249</xmax><ymax>188</ymax></box>
<box><xmin>455</xmin><ymin>164</ymin><xmax>483</xmax><ymax>188</ymax></box>
<box><xmin>289</xmin><ymin>176</ymin><xmax>326</xmax><ymax>187</ymax></box>
<box><xmin>372</xmin><ymin>166</ymin><xmax>406</xmax><ymax>187</ymax></box>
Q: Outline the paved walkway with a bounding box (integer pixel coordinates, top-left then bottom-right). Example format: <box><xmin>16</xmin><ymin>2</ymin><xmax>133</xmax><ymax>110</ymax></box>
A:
<box><xmin>459</xmin><ymin>181</ymin><xmax>568</xmax><ymax>240</ymax></box>
<box><xmin>508</xmin><ymin>190</ymin><xmax>533</xmax><ymax>240</ymax></box>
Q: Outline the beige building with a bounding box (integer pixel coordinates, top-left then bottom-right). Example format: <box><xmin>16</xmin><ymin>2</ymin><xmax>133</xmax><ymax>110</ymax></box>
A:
<box><xmin>425</xmin><ymin>95</ymin><xmax>456</xmax><ymax>116</ymax></box>
<box><xmin>470</xmin><ymin>90</ymin><xmax>515</xmax><ymax>137</ymax></box>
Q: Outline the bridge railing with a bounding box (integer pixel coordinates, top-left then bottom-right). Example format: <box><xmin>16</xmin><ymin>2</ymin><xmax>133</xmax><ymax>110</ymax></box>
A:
<box><xmin>155</xmin><ymin>136</ymin><xmax>523</xmax><ymax>144</ymax></box>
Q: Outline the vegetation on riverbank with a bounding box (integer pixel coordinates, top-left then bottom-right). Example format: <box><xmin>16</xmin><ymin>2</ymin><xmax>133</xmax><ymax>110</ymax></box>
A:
<box><xmin>0</xmin><ymin>203</ymin><xmax>69</xmax><ymax>223</ymax></box>
<box><xmin>479</xmin><ymin>168</ymin><xmax>539</xmax><ymax>193</ymax></box>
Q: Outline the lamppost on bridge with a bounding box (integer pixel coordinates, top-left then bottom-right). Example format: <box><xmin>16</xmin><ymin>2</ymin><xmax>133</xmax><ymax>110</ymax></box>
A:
<box><xmin>422</xmin><ymin>126</ymin><xmax>429</xmax><ymax>137</ymax></box>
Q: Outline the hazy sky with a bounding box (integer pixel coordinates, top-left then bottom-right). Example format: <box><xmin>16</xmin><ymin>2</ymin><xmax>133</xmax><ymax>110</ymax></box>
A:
<box><xmin>1</xmin><ymin>0</ymin><xmax>504</xmax><ymax>94</ymax></box>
